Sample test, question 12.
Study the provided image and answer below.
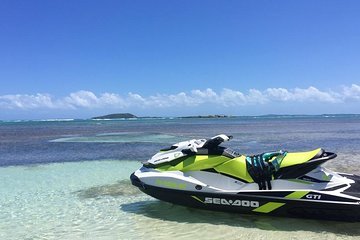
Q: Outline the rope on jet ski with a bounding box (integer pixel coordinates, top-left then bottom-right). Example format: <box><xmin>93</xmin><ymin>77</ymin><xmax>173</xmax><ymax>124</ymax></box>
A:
<box><xmin>246</xmin><ymin>151</ymin><xmax>287</xmax><ymax>190</ymax></box>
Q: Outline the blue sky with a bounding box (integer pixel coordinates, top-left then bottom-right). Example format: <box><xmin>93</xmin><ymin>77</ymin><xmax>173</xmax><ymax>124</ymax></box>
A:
<box><xmin>0</xmin><ymin>0</ymin><xmax>359</xmax><ymax>119</ymax></box>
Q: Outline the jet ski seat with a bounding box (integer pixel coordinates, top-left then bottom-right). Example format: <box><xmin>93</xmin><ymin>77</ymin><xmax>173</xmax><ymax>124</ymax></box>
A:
<box><xmin>213</xmin><ymin>148</ymin><xmax>328</xmax><ymax>189</ymax></box>
<box><xmin>279</xmin><ymin>148</ymin><xmax>324</xmax><ymax>168</ymax></box>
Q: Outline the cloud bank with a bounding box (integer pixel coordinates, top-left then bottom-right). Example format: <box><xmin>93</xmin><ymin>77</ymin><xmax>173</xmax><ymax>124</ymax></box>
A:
<box><xmin>0</xmin><ymin>84</ymin><xmax>359</xmax><ymax>110</ymax></box>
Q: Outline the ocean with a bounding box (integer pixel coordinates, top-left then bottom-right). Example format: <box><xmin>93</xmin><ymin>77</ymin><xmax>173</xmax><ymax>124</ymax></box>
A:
<box><xmin>0</xmin><ymin>116</ymin><xmax>360</xmax><ymax>239</ymax></box>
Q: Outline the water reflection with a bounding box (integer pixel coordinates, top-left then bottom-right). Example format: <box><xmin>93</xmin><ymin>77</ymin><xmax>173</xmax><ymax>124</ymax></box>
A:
<box><xmin>121</xmin><ymin>200</ymin><xmax>360</xmax><ymax>235</ymax></box>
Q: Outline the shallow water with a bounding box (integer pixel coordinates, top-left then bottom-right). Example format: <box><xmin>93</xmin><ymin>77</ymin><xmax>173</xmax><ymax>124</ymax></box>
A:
<box><xmin>50</xmin><ymin>132</ymin><xmax>180</xmax><ymax>143</ymax></box>
<box><xmin>0</xmin><ymin>160</ymin><xmax>359</xmax><ymax>240</ymax></box>
<box><xmin>1</xmin><ymin>117</ymin><xmax>360</xmax><ymax>239</ymax></box>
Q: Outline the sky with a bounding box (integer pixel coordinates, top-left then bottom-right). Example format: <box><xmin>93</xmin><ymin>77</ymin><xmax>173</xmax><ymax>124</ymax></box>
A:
<box><xmin>0</xmin><ymin>0</ymin><xmax>359</xmax><ymax>119</ymax></box>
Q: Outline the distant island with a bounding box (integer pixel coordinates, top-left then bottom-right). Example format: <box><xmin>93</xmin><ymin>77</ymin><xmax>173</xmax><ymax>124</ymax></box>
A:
<box><xmin>90</xmin><ymin>113</ymin><xmax>360</xmax><ymax>120</ymax></box>
<box><xmin>92</xmin><ymin>113</ymin><xmax>137</xmax><ymax>119</ymax></box>
<box><xmin>91</xmin><ymin>113</ymin><xmax>232</xmax><ymax>120</ymax></box>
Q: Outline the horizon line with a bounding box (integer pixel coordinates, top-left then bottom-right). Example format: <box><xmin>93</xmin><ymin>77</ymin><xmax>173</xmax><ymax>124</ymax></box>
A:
<box><xmin>1</xmin><ymin>113</ymin><xmax>360</xmax><ymax>122</ymax></box>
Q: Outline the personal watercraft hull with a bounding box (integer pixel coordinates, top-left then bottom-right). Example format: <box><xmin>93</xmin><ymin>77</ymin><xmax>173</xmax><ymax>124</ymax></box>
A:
<box><xmin>131</xmin><ymin>173</ymin><xmax>360</xmax><ymax>221</ymax></box>
<box><xmin>130</xmin><ymin>135</ymin><xmax>360</xmax><ymax>221</ymax></box>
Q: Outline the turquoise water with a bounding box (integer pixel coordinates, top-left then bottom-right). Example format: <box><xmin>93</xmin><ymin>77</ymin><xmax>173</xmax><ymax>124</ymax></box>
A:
<box><xmin>50</xmin><ymin>132</ymin><xmax>179</xmax><ymax>143</ymax></box>
<box><xmin>1</xmin><ymin>160</ymin><xmax>360</xmax><ymax>240</ymax></box>
<box><xmin>0</xmin><ymin>160</ymin><xmax>142</xmax><ymax>239</ymax></box>
<box><xmin>1</xmin><ymin>116</ymin><xmax>360</xmax><ymax>239</ymax></box>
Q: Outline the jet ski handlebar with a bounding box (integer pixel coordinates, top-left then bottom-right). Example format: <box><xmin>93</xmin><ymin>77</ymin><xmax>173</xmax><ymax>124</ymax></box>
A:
<box><xmin>144</xmin><ymin>134</ymin><xmax>233</xmax><ymax>166</ymax></box>
<box><xmin>203</xmin><ymin>134</ymin><xmax>233</xmax><ymax>149</ymax></box>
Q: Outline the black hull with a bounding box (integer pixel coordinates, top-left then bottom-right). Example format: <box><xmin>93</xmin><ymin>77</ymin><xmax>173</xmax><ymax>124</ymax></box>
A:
<box><xmin>131</xmin><ymin>173</ymin><xmax>360</xmax><ymax>222</ymax></box>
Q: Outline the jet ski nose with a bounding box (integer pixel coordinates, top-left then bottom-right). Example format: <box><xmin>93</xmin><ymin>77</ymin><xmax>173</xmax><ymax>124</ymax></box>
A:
<box><xmin>130</xmin><ymin>172</ymin><xmax>145</xmax><ymax>189</ymax></box>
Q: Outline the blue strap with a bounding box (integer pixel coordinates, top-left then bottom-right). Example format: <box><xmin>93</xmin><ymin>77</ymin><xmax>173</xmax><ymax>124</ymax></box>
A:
<box><xmin>246</xmin><ymin>150</ymin><xmax>287</xmax><ymax>190</ymax></box>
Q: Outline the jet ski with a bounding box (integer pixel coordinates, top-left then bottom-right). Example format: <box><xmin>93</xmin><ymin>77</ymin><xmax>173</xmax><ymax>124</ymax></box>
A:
<box><xmin>130</xmin><ymin>134</ymin><xmax>360</xmax><ymax>221</ymax></box>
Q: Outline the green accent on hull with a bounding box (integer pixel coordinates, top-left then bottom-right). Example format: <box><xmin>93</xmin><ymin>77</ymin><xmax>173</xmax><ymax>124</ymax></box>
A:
<box><xmin>253</xmin><ymin>191</ymin><xmax>309</xmax><ymax>214</ymax></box>
<box><xmin>191</xmin><ymin>195</ymin><xmax>205</xmax><ymax>203</ymax></box>
<box><xmin>252</xmin><ymin>202</ymin><xmax>286</xmax><ymax>213</ymax></box>
<box><xmin>155</xmin><ymin>179</ymin><xmax>187</xmax><ymax>190</ymax></box>
<box><xmin>156</xmin><ymin>155</ymin><xmax>230</xmax><ymax>172</ymax></box>
<box><xmin>214</xmin><ymin>156</ymin><xmax>254</xmax><ymax>182</ymax></box>
<box><xmin>157</xmin><ymin>155</ymin><xmax>253</xmax><ymax>182</ymax></box>
<box><xmin>322</xmin><ymin>174</ymin><xmax>332</xmax><ymax>181</ymax></box>
<box><xmin>285</xmin><ymin>191</ymin><xmax>310</xmax><ymax>199</ymax></box>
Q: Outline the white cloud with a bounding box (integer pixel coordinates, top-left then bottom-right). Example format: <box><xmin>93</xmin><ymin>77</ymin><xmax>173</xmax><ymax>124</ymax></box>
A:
<box><xmin>100</xmin><ymin>93</ymin><xmax>126</xmax><ymax>107</ymax></box>
<box><xmin>149</xmin><ymin>92</ymin><xmax>194</xmax><ymax>107</ymax></box>
<box><xmin>219</xmin><ymin>88</ymin><xmax>247</xmax><ymax>106</ymax></box>
<box><xmin>248</xmin><ymin>89</ymin><xmax>268</xmax><ymax>104</ymax></box>
<box><xmin>0</xmin><ymin>93</ymin><xmax>55</xmax><ymax>109</ymax></box>
<box><xmin>191</xmin><ymin>88</ymin><xmax>218</xmax><ymax>103</ymax></box>
<box><xmin>265</xmin><ymin>88</ymin><xmax>292</xmax><ymax>101</ymax></box>
<box><xmin>64</xmin><ymin>90</ymin><xmax>99</xmax><ymax>108</ymax></box>
<box><xmin>343</xmin><ymin>84</ymin><xmax>360</xmax><ymax>100</ymax></box>
<box><xmin>266</xmin><ymin>86</ymin><xmax>339</xmax><ymax>103</ymax></box>
<box><xmin>0</xmin><ymin>84</ymin><xmax>359</xmax><ymax>111</ymax></box>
